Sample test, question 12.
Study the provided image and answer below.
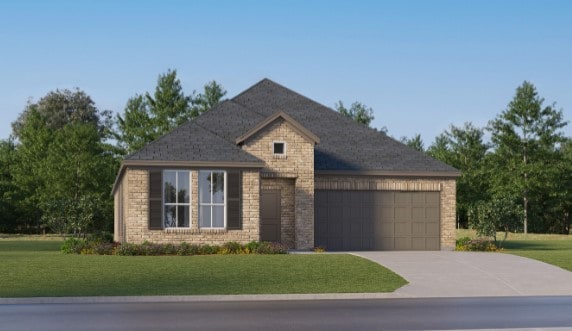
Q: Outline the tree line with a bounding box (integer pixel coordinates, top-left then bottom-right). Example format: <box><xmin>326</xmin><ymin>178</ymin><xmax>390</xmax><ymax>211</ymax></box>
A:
<box><xmin>0</xmin><ymin>70</ymin><xmax>226</xmax><ymax>235</ymax></box>
<box><xmin>0</xmin><ymin>74</ymin><xmax>569</xmax><ymax>236</ymax></box>
<box><xmin>399</xmin><ymin>82</ymin><xmax>571</xmax><ymax>235</ymax></box>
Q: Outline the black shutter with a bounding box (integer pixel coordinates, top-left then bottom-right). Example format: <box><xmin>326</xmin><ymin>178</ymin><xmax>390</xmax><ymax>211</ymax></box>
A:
<box><xmin>227</xmin><ymin>170</ymin><xmax>242</xmax><ymax>230</ymax></box>
<box><xmin>149</xmin><ymin>169</ymin><xmax>163</xmax><ymax>230</ymax></box>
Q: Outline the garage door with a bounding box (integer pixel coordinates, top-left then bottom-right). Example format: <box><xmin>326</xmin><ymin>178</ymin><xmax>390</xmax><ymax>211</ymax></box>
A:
<box><xmin>314</xmin><ymin>191</ymin><xmax>440</xmax><ymax>251</ymax></box>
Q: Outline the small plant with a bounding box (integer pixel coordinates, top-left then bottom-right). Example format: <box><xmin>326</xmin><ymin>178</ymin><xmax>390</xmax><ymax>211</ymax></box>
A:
<box><xmin>456</xmin><ymin>237</ymin><xmax>497</xmax><ymax>252</ymax></box>
<box><xmin>256</xmin><ymin>242</ymin><xmax>288</xmax><ymax>254</ymax></box>
<box><xmin>61</xmin><ymin>237</ymin><xmax>88</xmax><ymax>254</ymax></box>
<box><xmin>313</xmin><ymin>246</ymin><xmax>326</xmax><ymax>253</ymax></box>
<box><xmin>221</xmin><ymin>241</ymin><xmax>242</xmax><ymax>254</ymax></box>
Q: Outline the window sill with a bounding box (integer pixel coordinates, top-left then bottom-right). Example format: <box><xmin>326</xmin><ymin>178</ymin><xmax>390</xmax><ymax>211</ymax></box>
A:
<box><xmin>273</xmin><ymin>154</ymin><xmax>287</xmax><ymax>159</ymax></box>
<box><xmin>163</xmin><ymin>228</ymin><xmax>228</xmax><ymax>234</ymax></box>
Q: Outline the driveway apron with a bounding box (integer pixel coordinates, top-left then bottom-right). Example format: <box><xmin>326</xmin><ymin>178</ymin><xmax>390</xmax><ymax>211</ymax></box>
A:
<box><xmin>355</xmin><ymin>251</ymin><xmax>572</xmax><ymax>297</ymax></box>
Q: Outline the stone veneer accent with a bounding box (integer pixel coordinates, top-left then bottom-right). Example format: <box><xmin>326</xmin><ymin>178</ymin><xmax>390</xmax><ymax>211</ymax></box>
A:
<box><xmin>315</xmin><ymin>175</ymin><xmax>457</xmax><ymax>251</ymax></box>
<box><xmin>116</xmin><ymin>168</ymin><xmax>260</xmax><ymax>245</ymax></box>
<box><xmin>241</xmin><ymin>118</ymin><xmax>315</xmax><ymax>249</ymax></box>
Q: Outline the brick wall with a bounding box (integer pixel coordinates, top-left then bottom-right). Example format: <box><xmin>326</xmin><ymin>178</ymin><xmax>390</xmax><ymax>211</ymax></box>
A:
<box><xmin>117</xmin><ymin>168</ymin><xmax>260</xmax><ymax>245</ymax></box>
<box><xmin>315</xmin><ymin>175</ymin><xmax>457</xmax><ymax>250</ymax></box>
<box><xmin>241</xmin><ymin>118</ymin><xmax>315</xmax><ymax>249</ymax></box>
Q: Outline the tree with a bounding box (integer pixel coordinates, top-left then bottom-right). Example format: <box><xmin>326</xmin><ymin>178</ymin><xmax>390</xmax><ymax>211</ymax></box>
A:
<box><xmin>428</xmin><ymin>123</ymin><xmax>490</xmax><ymax>228</ymax></box>
<box><xmin>115</xmin><ymin>70</ymin><xmax>226</xmax><ymax>154</ymax></box>
<box><xmin>9</xmin><ymin>89</ymin><xmax>118</xmax><ymax>234</ymax></box>
<box><xmin>400</xmin><ymin>134</ymin><xmax>424</xmax><ymax>152</ymax></box>
<box><xmin>335</xmin><ymin>101</ymin><xmax>375</xmax><ymax>127</ymax></box>
<box><xmin>468</xmin><ymin>195</ymin><xmax>523</xmax><ymax>247</ymax></box>
<box><xmin>0</xmin><ymin>138</ymin><xmax>23</xmax><ymax>232</ymax></box>
<box><xmin>488</xmin><ymin>81</ymin><xmax>568</xmax><ymax>233</ymax></box>
<box><xmin>192</xmin><ymin>81</ymin><xmax>227</xmax><ymax>116</ymax></box>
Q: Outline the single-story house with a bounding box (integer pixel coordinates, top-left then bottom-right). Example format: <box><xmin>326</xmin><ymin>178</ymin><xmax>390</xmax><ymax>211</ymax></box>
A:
<box><xmin>112</xmin><ymin>79</ymin><xmax>460</xmax><ymax>251</ymax></box>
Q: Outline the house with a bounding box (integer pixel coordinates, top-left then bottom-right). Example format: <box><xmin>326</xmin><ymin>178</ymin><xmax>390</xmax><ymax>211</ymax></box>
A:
<box><xmin>112</xmin><ymin>79</ymin><xmax>460</xmax><ymax>251</ymax></box>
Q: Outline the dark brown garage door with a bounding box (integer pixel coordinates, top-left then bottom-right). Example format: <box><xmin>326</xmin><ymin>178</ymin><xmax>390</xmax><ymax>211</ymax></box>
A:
<box><xmin>315</xmin><ymin>191</ymin><xmax>440</xmax><ymax>251</ymax></box>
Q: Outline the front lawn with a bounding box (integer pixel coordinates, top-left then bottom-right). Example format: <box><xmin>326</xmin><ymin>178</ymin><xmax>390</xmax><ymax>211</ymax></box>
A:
<box><xmin>0</xmin><ymin>240</ymin><xmax>407</xmax><ymax>298</ymax></box>
<box><xmin>457</xmin><ymin>229</ymin><xmax>572</xmax><ymax>271</ymax></box>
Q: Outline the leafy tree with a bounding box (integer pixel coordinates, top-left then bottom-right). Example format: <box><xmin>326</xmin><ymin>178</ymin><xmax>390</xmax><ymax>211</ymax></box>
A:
<box><xmin>428</xmin><ymin>123</ymin><xmax>490</xmax><ymax>228</ymax></box>
<box><xmin>468</xmin><ymin>195</ymin><xmax>523</xmax><ymax>247</ymax></box>
<box><xmin>335</xmin><ymin>101</ymin><xmax>375</xmax><ymax>127</ymax></box>
<box><xmin>115</xmin><ymin>70</ymin><xmax>226</xmax><ymax>154</ymax></box>
<box><xmin>0</xmin><ymin>138</ymin><xmax>23</xmax><ymax>232</ymax></box>
<box><xmin>400</xmin><ymin>134</ymin><xmax>424</xmax><ymax>152</ymax></box>
<box><xmin>488</xmin><ymin>81</ymin><xmax>568</xmax><ymax>233</ymax></box>
<box><xmin>12</xmin><ymin>88</ymin><xmax>112</xmax><ymax>139</ymax></box>
<box><xmin>9</xmin><ymin>89</ymin><xmax>118</xmax><ymax>234</ymax></box>
<box><xmin>192</xmin><ymin>81</ymin><xmax>227</xmax><ymax>117</ymax></box>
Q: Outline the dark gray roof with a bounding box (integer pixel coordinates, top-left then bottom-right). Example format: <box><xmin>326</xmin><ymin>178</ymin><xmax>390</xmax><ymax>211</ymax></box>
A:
<box><xmin>126</xmin><ymin>120</ymin><xmax>261</xmax><ymax>163</ymax></box>
<box><xmin>232</xmin><ymin>79</ymin><xmax>458</xmax><ymax>173</ymax></box>
<box><xmin>127</xmin><ymin>78</ymin><xmax>458</xmax><ymax>174</ymax></box>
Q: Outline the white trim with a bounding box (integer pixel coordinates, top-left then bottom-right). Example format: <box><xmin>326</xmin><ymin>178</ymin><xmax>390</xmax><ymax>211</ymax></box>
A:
<box><xmin>162</xmin><ymin>170</ymin><xmax>192</xmax><ymax>229</ymax></box>
<box><xmin>198</xmin><ymin>170</ymin><xmax>227</xmax><ymax>229</ymax></box>
<box><xmin>272</xmin><ymin>141</ymin><xmax>286</xmax><ymax>156</ymax></box>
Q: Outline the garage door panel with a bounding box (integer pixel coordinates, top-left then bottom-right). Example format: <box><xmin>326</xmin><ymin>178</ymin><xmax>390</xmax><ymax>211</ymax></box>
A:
<box><xmin>395</xmin><ymin>222</ymin><xmax>412</xmax><ymax>236</ymax></box>
<box><xmin>427</xmin><ymin>223</ymin><xmax>440</xmax><ymax>236</ymax></box>
<box><xmin>412</xmin><ymin>193</ymin><xmax>426</xmax><ymax>204</ymax></box>
<box><xmin>375</xmin><ymin>192</ymin><xmax>394</xmax><ymax>205</ymax></box>
<box><xmin>426</xmin><ymin>193</ymin><xmax>440</xmax><ymax>204</ymax></box>
<box><xmin>395</xmin><ymin>207</ymin><xmax>411</xmax><ymax>221</ymax></box>
<box><xmin>412</xmin><ymin>207</ymin><xmax>426</xmax><ymax>219</ymax></box>
<box><xmin>426</xmin><ymin>237</ymin><xmax>440</xmax><ymax>250</ymax></box>
<box><xmin>412</xmin><ymin>222</ymin><xmax>426</xmax><ymax>235</ymax></box>
<box><xmin>315</xmin><ymin>190</ymin><xmax>440</xmax><ymax>251</ymax></box>
<box><xmin>426</xmin><ymin>207</ymin><xmax>439</xmax><ymax>220</ymax></box>
<box><xmin>412</xmin><ymin>237</ymin><xmax>427</xmax><ymax>250</ymax></box>
<box><xmin>395</xmin><ymin>192</ymin><xmax>412</xmax><ymax>204</ymax></box>
<box><xmin>395</xmin><ymin>237</ymin><xmax>412</xmax><ymax>250</ymax></box>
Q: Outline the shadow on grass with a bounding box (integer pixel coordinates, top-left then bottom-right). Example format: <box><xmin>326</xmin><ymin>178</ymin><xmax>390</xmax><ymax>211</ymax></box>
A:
<box><xmin>502</xmin><ymin>240</ymin><xmax>571</xmax><ymax>251</ymax></box>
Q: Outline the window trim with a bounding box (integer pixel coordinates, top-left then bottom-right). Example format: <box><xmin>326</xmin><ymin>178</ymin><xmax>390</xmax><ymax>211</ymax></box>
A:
<box><xmin>273</xmin><ymin>141</ymin><xmax>286</xmax><ymax>155</ymax></box>
<box><xmin>162</xmin><ymin>170</ymin><xmax>192</xmax><ymax>229</ymax></box>
<box><xmin>198</xmin><ymin>170</ymin><xmax>227</xmax><ymax>229</ymax></box>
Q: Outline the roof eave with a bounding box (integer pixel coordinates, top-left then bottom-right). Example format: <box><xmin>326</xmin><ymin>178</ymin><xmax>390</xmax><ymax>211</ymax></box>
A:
<box><xmin>315</xmin><ymin>169</ymin><xmax>461</xmax><ymax>178</ymax></box>
<box><xmin>235</xmin><ymin>111</ymin><xmax>320</xmax><ymax>145</ymax></box>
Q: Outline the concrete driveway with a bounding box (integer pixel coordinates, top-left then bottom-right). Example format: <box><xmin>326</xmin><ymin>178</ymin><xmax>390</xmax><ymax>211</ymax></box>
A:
<box><xmin>355</xmin><ymin>251</ymin><xmax>572</xmax><ymax>298</ymax></box>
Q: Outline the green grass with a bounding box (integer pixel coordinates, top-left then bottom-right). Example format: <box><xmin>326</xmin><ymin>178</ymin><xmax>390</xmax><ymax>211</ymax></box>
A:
<box><xmin>457</xmin><ymin>229</ymin><xmax>572</xmax><ymax>271</ymax></box>
<box><xmin>0</xmin><ymin>240</ymin><xmax>407</xmax><ymax>298</ymax></box>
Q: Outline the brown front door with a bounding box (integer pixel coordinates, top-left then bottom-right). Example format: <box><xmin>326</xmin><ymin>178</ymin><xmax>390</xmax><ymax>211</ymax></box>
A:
<box><xmin>260</xmin><ymin>190</ymin><xmax>281</xmax><ymax>242</ymax></box>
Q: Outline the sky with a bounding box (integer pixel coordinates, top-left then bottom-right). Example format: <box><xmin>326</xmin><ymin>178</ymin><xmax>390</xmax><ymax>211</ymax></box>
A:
<box><xmin>1</xmin><ymin>0</ymin><xmax>571</xmax><ymax>145</ymax></box>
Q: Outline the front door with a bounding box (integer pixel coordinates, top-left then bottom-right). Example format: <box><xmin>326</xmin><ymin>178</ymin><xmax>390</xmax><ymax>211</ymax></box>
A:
<box><xmin>260</xmin><ymin>190</ymin><xmax>281</xmax><ymax>242</ymax></box>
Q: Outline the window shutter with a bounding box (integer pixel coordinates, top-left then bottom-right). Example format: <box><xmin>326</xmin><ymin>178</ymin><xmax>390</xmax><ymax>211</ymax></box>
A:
<box><xmin>226</xmin><ymin>170</ymin><xmax>242</xmax><ymax>230</ymax></box>
<box><xmin>148</xmin><ymin>169</ymin><xmax>163</xmax><ymax>230</ymax></box>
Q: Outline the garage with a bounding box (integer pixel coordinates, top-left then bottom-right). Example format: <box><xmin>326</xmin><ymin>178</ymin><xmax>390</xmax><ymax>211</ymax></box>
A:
<box><xmin>314</xmin><ymin>190</ymin><xmax>440</xmax><ymax>251</ymax></box>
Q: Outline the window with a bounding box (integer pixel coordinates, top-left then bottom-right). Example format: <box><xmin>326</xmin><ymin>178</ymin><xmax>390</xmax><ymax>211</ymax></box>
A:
<box><xmin>199</xmin><ymin>170</ymin><xmax>226</xmax><ymax>228</ymax></box>
<box><xmin>163</xmin><ymin>170</ymin><xmax>190</xmax><ymax>228</ymax></box>
<box><xmin>273</xmin><ymin>141</ymin><xmax>285</xmax><ymax>155</ymax></box>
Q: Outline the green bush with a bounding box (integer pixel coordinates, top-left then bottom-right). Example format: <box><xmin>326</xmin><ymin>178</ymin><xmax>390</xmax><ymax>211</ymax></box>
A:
<box><xmin>61</xmin><ymin>237</ymin><xmax>89</xmax><ymax>254</ymax></box>
<box><xmin>63</xmin><ymin>240</ymin><xmax>290</xmax><ymax>256</ymax></box>
<box><xmin>456</xmin><ymin>237</ymin><xmax>497</xmax><ymax>252</ymax></box>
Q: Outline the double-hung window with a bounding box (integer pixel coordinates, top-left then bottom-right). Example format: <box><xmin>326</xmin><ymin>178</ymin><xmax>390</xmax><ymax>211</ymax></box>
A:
<box><xmin>163</xmin><ymin>170</ymin><xmax>191</xmax><ymax>228</ymax></box>
<box><xmin>199</xmin><ymin>170</ymin><xmax>226</xmax><ymax>228</ymax></box>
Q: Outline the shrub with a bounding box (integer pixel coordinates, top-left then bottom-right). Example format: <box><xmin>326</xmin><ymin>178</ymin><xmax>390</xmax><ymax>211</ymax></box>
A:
<box><xmin>61</xmin><ymin>237</ymin><xmax>88</xmax><ymax>254</ymax></box>
<box><xmin>255</xmin><ymin>242</ymin><xmax>288</xmax><ymax>254</ymax></box>
<box><xmin>456</xmin><ymin>237</ymin><xmax>497</xmax><ymax>252</ymax></box>
<box><xmin>221</xmin><ymin>241</ymin><xmax>242</xmax><ymax>254</ymax></box>
<box><xmin>313</xmin><ymin>246</ymin><xmax>326</xmax><ymax>253</ymax></box>
<box><xmin>63</xmin><ymin>240</ymin><xmax>290</xmax><ymax>256</ymax></box>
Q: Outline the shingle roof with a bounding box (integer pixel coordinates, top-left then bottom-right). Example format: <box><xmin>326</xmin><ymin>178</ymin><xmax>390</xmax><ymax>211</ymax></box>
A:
<box><xmin>126</xmin><ymin>120</ymin><xmax>262</xmax><ymax>163</ymax></box>
<box><xmin>232</xmin><ymin>79</ymin><xmax>458</xmax><ymax>173</ymax></box>
<box><xmin>126</xmin><ymin>78</ymin><xmax>458</xmax><ymax>174</ymax></box>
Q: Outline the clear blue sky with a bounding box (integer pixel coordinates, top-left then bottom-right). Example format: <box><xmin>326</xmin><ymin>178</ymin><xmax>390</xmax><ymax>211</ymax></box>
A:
<box><xmin>1</xmin><ymin>0</ymin><xmax>571</xmax><ymax>145</ymax></box>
